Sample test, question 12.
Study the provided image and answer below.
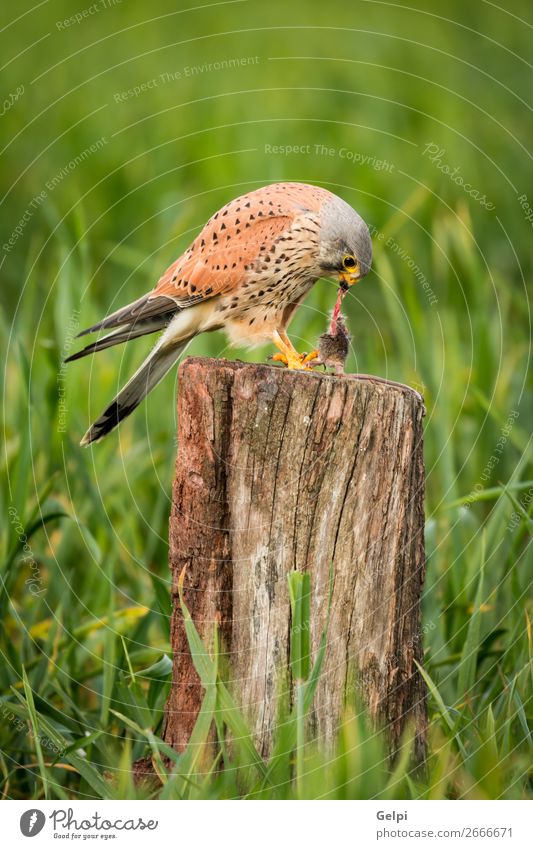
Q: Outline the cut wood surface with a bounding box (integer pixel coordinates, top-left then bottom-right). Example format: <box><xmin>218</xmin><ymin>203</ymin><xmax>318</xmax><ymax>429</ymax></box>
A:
<box><xmin>163</xmin><ymin>357</ymin><xmax>427</xmax><ymax>760</ymax></box>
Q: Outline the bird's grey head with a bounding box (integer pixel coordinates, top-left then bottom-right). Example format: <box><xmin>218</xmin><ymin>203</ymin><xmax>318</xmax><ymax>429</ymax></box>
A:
<box><xmin>318</xmin><ymin>194</ymin><xmax>373</xmax><ymax>286</ymax></box>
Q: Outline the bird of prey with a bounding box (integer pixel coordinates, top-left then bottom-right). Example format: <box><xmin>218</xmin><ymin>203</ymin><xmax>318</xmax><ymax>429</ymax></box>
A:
<box><xmin>67</xmin><ymin>182</ymin><xmax>372</xmax><ymax>445</ymax></box>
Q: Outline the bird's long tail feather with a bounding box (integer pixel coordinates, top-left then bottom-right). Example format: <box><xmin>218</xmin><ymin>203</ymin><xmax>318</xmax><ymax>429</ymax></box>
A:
<box><xmin>80</xmin><ymin>338</ymin><xmax>188</xmax><ymax>446</ymax></box>
<box><xmin>76</xmin><ymin>293</ymin><xmax>177</xmax><ymax>337</ymax></box>
<box><xmin>65</xmin><ymin>317</ymin><xmax>169</xmax><ymax>362</ymax></box>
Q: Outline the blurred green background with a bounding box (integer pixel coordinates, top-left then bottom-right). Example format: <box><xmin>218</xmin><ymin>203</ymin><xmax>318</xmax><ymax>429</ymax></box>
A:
<box><xmin>1</xmin><ymin>0</ymin><xmax>531</xmax><ymax>799</ymax></box>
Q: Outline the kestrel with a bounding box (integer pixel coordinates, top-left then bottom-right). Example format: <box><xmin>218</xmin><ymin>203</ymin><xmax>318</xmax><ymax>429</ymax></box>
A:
<box><xmin>67</xmin><ymin>182</ymin><xmax>372</xmax><ymax>445</ymax></box>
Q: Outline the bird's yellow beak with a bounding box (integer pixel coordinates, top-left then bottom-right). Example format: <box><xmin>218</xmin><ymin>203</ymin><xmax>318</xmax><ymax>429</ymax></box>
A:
<box><xmin>338</xmin><ymin>269</ymin><xmax>361</xmax><ymax>287</ymax></box>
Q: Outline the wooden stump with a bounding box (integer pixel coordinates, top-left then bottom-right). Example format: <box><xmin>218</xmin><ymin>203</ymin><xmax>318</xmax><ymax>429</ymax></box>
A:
<box><xmin>163</xmin><ymin>357</ymin><xmax>427</xmax><ymax>761</ymax></box>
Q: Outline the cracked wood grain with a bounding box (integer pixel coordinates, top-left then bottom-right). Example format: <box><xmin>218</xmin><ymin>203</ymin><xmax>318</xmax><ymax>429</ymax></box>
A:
<box><xmin>163</xmin><ymin>357</ymin><xmax>427</xmax><ymax>761</ymax></box>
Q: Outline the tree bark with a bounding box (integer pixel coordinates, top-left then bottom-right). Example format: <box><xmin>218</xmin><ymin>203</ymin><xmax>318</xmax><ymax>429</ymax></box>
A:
<box><xmin>163</xmin><ymin>357</ymin><xmax>427</xmax><ymax>761</ymax></box>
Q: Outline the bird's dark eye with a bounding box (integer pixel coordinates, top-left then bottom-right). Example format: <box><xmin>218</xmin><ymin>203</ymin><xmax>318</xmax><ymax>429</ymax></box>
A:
<box><xmin>342</xmin><ymin>255</ymin><xmax>357</xmax><ymax>271</ymax></box>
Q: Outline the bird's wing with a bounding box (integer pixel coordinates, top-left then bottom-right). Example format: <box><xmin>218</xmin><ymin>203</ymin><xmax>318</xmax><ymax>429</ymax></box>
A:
<box><xmin>75</xmin><ymin>183</ymin><xmax>331</xmax><ymax>338</ymax></box>
<box><xmin>153</xmin><ymin>183</ymin><xmax>325</xmax><ymax>304</ymax></box>
<box><xmin>76</xmin><ymin>213</ymin><xmax>294</xmax><ymax>339</ymax></box>
<box><xmin>153</xmin><ymin>214</ymin><xmax>294</xmax><ymax>300</ymax></box>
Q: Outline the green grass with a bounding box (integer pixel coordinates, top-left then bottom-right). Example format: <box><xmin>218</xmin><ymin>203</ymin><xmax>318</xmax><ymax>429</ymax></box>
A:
<box><xmin>1</xmin><ymin>0</ymin><xmax>532</xmax><ymax>800</ymax></box>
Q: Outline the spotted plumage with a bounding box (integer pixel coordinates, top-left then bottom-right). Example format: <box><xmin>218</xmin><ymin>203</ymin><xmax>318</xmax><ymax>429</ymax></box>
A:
<box><xmin>67</xmin><ymin>182</ymin><xmax>372</xmax><ymax>444</ymax></box>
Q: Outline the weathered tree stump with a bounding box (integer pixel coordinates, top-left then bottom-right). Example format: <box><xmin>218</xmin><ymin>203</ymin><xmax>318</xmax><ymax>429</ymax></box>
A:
<box><xmin>163</xmin><ymin>357</ymin><xmax>427</xmax><ymax>761</ymax></box>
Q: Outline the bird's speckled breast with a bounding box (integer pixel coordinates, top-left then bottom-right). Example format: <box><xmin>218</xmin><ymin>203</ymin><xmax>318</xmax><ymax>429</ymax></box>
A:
<box><xmin>215</xmin><ymin>211</ymin><xmax>323</xmax><ymax>347</ymax></box>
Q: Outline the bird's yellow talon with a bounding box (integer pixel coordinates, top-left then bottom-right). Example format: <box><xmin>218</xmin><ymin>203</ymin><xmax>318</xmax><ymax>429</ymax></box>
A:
<box><xmin>286</xmin><ymin>355</ymin><xmax>310</xmax><ymax>370</ymax></box>
<box><xmin>301</xmin><ymin>349</ymin><xmax>319</xmax><ymax>365</ymax></box>
<box><xmin>271</xmin><ymin>348</ymin><xmax>315</xmax><ymax>370</ymax></box>
<box><xmin>271</xmin><ymin>330</ymin><xmax>320</xmax><ymax>370</ymax></box>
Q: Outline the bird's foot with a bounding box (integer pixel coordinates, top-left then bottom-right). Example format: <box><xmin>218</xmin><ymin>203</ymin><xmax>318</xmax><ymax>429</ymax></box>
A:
<box><xmin>271</xmin><ymin>349</ymin><xmax>319</xmax><ymax>370</ymax></box>
<box><xmin>302</xmin><ymin>349</ymin><xmax>319</xmax><ymax>365</ymax></box>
